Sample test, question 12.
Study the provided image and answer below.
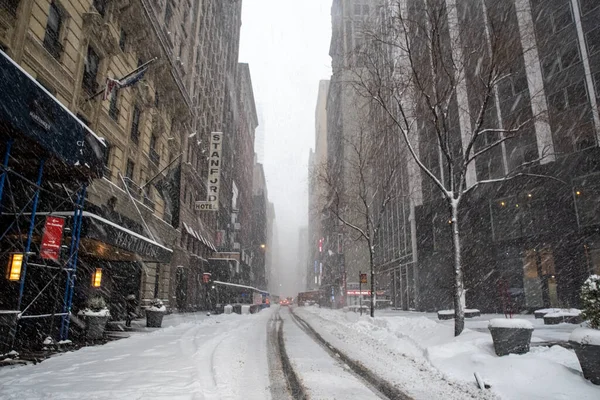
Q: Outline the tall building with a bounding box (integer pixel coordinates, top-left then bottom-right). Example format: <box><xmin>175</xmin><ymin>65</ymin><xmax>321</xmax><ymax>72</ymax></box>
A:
<box><xmin>308</xmin><ymin>80</ymin><xmax>329</xmax><ymax>291</ymax></box>
<box><xmin>0</xmin><ymin>0</ymin><xmax>258</xmax><ymax>349</ymax></box>
<box><xmin>326</xmin><ymin>0</ymin><xmax>600</xmax><ymax>312</ymax></box>
<box><xmin>0</xmin><ymin>0</ymin><xmax>193</xmax><ymax>345</ymax></box>
<box><xmin>251</xmin><ymin>159</ymin><xmax>268</xmax><ymax>289</ymax></box>
<box><xmin>324</xmin><ymin>0</ymin><xmax>414</xmax><ymax>309</ymax></box>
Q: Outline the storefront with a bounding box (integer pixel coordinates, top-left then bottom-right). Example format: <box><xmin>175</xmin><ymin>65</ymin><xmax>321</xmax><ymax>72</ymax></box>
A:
<box><xmin>0</xmin><ymin>49</ymin><xmax>106</xmax><ymax>351</ymax></box>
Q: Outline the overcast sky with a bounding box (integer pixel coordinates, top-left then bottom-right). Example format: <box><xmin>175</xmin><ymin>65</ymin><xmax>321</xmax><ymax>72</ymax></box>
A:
<box><xmin>239</xmin><ymin>0</ymin><xmax>332</xmax><ymax>296</ymax></box>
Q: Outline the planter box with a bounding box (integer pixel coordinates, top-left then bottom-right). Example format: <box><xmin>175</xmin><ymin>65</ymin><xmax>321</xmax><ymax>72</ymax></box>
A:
<box><xmin>543</xmin><ymin>313</ymin><xmax>582</xmax><ymax>325</ymax></box>
<box><xmin>146</xmin><ymin>310</ymin><xmax>165</xmax><ymax>328</ymax></box>
<box><xmin>570</xmin><ymin>341</ymin><xmax>600</xmax><ymax>385</ymax></box>
<box><xmin>437</xmin><ymin>310</ymin><xmax>454</xmax><ymax>320</ymax></box>
<box><xmin>82</xmin><ymin>315</ymin><xmax>109</xmax><ymax>340</ymax></box>
<box><xmin>534</xmin><ymin>308</ymin><xmax>560</xmax><ymax>319</ymax></box>
<box><xmin>437</xmin><ymin>309</ymin><xmax>481</xmax><ymax>320</ymax></box>
<box><xmin>489</xmin><ymin>326</ymin><xmax>534</xmax><ymax>356</ymax></box>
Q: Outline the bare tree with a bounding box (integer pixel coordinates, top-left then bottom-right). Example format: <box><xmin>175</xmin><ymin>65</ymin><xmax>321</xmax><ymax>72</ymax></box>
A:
<box><xmin>316</xmin><ymin>109</ymin><xmax>404</xmax><ymax>317</ymax></box>
<box><xmin>345</xmin><ymin>0</ymin><xmax>557</xmax><ymax>335</ymax></box>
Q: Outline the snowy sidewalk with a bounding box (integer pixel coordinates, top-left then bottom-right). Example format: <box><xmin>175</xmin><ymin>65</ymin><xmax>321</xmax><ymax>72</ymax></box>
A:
<box><xmin>0</xmin><ymin>310</ymin><xmax>275</xmax><ymax>400</ymax></box>
<box><xmin>295</xmin><ymin>306</ymin><xmax>600</xmax><ymax>400</ymax></box>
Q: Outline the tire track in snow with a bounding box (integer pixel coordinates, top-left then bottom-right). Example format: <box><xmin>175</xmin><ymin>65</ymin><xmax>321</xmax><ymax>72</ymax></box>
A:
<box><xmin>287</xmin><ymin>307</ymin><xmax>410</xmax><ymax>400</ymax></box>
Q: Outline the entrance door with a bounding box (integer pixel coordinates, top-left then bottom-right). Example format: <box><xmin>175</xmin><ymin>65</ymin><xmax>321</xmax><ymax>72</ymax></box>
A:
<box><xmin>523</xmin><ymin>248</ymin><xmax>558</xmax><ymax>308</ymax></box>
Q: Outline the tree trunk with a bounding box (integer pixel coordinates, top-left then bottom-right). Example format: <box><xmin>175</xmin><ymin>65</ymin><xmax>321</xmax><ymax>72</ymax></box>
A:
<box><xmin>451</xmin><ymin>201</ymin><xmax>465</xmax><ymax>336</ymax></box>
<box><xmin>369</xmin><ymin>245</ymin><xmax>375</xmax><ymax>318</ymax></box>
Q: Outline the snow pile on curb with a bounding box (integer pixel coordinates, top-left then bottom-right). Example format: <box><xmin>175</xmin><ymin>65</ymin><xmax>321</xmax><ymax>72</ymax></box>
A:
<box><xmin>488</xmin><ymin>318</ymin><xmax>533</xmax><ymax>329</ymax></box>
<box><xmin>296</xmin><ymin>306</ymin><xmax>600</xmax><ymax>400</ymax></box>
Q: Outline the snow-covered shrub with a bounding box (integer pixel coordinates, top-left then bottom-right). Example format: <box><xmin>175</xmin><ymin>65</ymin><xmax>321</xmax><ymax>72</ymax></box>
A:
<box><xmin>581</xmin><ymin>275</ymin><xmax>600</xmax><ymax>329</ymax></box>
<box><xmin>87</xmin><ymin>296</ymin><xmax>108</xmax><ymax>312</ymax></box>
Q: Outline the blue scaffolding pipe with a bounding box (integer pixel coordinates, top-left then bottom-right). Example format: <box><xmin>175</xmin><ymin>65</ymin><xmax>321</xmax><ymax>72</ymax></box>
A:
<box><xmin>60</xmin><ymin>184</ymin><xmax>86</xmax><ymax>340</ymax></box>
<box><xmin>0</xmin><ymin>139</ymin><xmax>12</xmax><ymax>211</ymax></box>
<box><xmin>60</xmin><ymin>188</ymin><xmax>82</xmax><ymax>339</ymax></box>
<box><xmin>16</xmin><ymin>158</ymin><xmax>45</xmax><ymax>311</ymax></box>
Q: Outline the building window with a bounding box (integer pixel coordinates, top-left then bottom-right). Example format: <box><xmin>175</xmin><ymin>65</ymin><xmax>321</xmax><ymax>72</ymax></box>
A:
<box><xmin>579</xmin><ymin>0</ymin><xmax>600</xmax><ymax>15</ymax></box>
<box><xmin>125</xmin><ymin>159</ymin><xmax>135</xmax><ymax>181</ymax></box>
<box><xmin>586</xmin><ymin>26</ymin><xmax>600</xmax><ymax>56</ymax></box>
<box><xmin>43</xmin><ymin>2</ymin><xmax>63</xmax><ymax>59</ymax></box>
<box><xmin>93</xmin><ymin>0</ymin><xmax>107</xmax><ymax>17</ymax></box>
<box><xmin>566</xmin><ymin>80</ymin><xmax>588</xmax><ymax>107</ymax></box>
<box><xmin>149</xmin><ymin>134</ymin><xmax>160</xmax><ymax>166</ymax></box>
<box><xmin>552</xmin><ymin>3</ymin><xmax>573</xmax><ymax>33</ymax></box>
<box><xmin>130</xmin><ymin>105</ymin><xmax>141</xmax><ymax>144</ymax></box>
<box><xmin>548</xmin><ymin>90</ymin><xmax>567</xmax><ymax>112</ymax></box>
<box><xmin>109</xmin><ymin>91</ymin><xmax>119</xmax><ymax>121</ymax></box>
<box><xmin>561</xmin><ymin>44</ymin><xmax>581</xmax><ymax>69</ymax></box>
<box><xmin>119</xmin><ymin>29</ymin><xmax>127</xmax><ymax>52</ymax></box>
<box><xmin>82</xmin><ymin>46</ymin><xmax>100</xmax><ymax>94</ymax></box>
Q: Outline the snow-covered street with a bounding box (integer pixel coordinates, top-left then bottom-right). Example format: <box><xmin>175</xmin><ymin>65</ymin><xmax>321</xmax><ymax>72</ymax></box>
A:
<box><xmin>0</xmin><ymin>311</ymin><xmax>274</xmax><ymax>400</ymax></box>
<box><xmin>2</xmin><ymin>305</ymin><xmax>600</xmax><ymax>400</ymax></box>
<box><xmin>279</xmin><ymin>306</ymin><xmax>382</xmax><ymax>399</ymax></box>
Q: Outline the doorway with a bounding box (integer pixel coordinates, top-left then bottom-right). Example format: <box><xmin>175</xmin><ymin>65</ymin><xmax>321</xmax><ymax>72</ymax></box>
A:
<box><xmin>523</xmin><ymin>248</ymin><xmax>558</xmax><ymax>308</ymax></box>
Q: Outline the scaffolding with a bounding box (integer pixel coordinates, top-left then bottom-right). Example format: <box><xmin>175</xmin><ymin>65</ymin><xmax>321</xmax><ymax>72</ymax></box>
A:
<box><xmin>0</xmin><ymin>142</ymin><xmax>92</xmax><ymax>346</ymax></box>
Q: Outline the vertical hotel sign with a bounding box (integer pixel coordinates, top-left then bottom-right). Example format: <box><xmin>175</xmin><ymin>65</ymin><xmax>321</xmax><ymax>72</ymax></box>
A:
<box><xmin>40</xmin><ymin>216</ymin><xmax>65</xmax><ymax>260</ymax></box>
<box><xmin>195</xmin><ymin>132</ymin><xmax>222</xmax><ymax>211</ymax></box>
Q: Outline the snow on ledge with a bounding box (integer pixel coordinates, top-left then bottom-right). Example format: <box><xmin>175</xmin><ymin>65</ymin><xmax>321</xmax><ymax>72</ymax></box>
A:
<box><xmin>569</xmin><ymin>328</ymin><xmax>600</xmax><ymax>345</ymax></box>
<box><xmin>78</xmin><ymin>309</ymin><xmax>110</xmax><ymax>317</ymax></box>
<box><xmin>488</xmin><ymin>318</ymin><xmax>534</xmax><ymax>329</ymax></box>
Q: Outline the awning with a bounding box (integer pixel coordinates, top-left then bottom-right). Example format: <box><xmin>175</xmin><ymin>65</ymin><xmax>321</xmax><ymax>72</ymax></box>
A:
<box><xmin>182</xmin><ymin>222</ymin><xmax>195</xmax><ymax>236</ymax></box>
<box><xmin>45</xmin><ymin>211</ymin><xmax>172</xmax><ymax>263</ymax></box>
<box><xmin>183</xmin><ymin>222</ymin><xmax>217</xmax><ymax>252</ymax></box>
<box><xmin>0</xmin><ymin>50</ymin><xmax>106</xmax><ymax>180</ymax></box>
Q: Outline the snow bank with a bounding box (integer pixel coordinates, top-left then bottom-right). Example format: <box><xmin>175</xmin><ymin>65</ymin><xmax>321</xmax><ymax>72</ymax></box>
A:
<box><xmin>569</xmin><ymin>328</ymin><xmax>600</xmax><ymax>345</ymax></box>
<box><xmin>488</xmin><ymin>318</ymin><xmax>534</xmax><ymax>329</ymax></box>
<box><xmin>438</xmin><ymin>309</ymin><xmax>454</xmax><ymax>315</ymax></box>
<box><xmin>297</xmin><ymin>307</ymin><xmax>600</xmax><ymax>400</ymax></box>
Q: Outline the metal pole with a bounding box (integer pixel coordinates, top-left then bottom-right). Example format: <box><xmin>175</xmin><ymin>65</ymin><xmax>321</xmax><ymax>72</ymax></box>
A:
<box><xmin>63</xmin><ymin>185</ymin><xmax>86</xmax><ymax>339</ymax></box>
<box><xmin>17</xmin><ymin>158</ymin><xmax>45</xmax><ymax>311</ymax></box>
<box><xmin>0</xmin><ymin>139</ymin><xmax>13</xmax><ymax>210</ymax></box>
<box><xmin>60</xmin><ymin>188</ymin><xmax>82</xmax><ymax>339</ymax></box>
<box><xmin>359</xmin><ymin>271</ymin><xmax>362</xmax><ymax>316</ymax></box>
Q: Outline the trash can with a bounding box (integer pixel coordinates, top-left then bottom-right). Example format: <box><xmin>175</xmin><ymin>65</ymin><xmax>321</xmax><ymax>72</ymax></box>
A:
<box><xmin>0</xmin><ymin>311</ymin><xmax>20</xmax><ymax>354</ymax></box>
